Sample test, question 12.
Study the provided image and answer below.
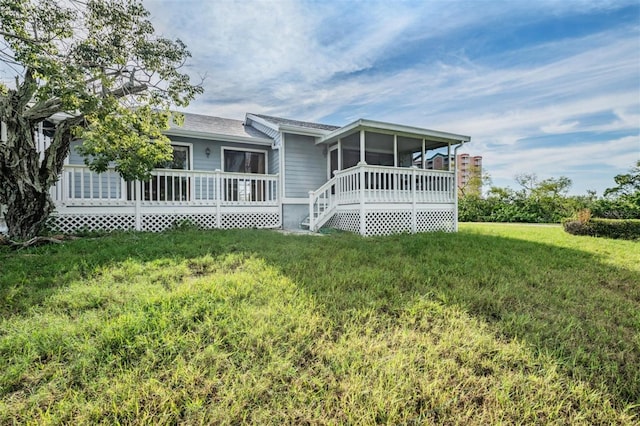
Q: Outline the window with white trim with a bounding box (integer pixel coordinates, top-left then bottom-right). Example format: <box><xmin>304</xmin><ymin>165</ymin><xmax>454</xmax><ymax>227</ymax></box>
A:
<box><xmin>223</xmin><ymin>149</ymin><xmax>266</xmax><ymax>174</ymax></box>
<box><xmin>222</xmin><ymin>148</ymin><xmax>268</xmax><ymax>202</ymax></box>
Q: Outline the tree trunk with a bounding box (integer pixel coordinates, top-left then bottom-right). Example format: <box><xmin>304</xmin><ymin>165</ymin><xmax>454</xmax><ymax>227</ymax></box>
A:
<box><xmin>1</xmin><ymin>100</ymin><xmax>68</xmax><ymax>239</ymax></box>
<box><xmin>0</xmin><ymin>118</ymin><xmax>53</xmax><ymax>239</ymax></box>
<box><xmin>4</xmin><ymin>186</ymin><xmax>55</xmax><ymax>240</ymax></box>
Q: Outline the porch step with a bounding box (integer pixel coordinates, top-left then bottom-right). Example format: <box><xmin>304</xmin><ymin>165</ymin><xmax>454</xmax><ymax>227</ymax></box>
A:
<box><xmin>300</xmin><ymin>216</ymin><xmax>310</xmax><ymax>230</ymax></box>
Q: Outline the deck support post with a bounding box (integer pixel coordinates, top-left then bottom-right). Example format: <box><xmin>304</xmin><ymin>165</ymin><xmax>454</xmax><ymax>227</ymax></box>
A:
<box><xmin>359</xmin><ymin>163</ymin><xmax>366</xmax><ymax>236</ymax></box>
<box><xmin>308</xmin><ymin>190</ymin><xmax>315</xmax><ymax>232</ymax></box>
<box><xmin>393</xmin><ymin>134</ymin><xmax>398</xmax><ymax>167</ymax></box>
<box><xmin>215</xmin><ymin>169</ymin><xmax>222</xmax><ymax>229</ymax></box>
<box><xmin>360</xmin><ymin>130</ymin><xmax>366</xmax><ymax>163</ymax></box>
<box><xmin>134</xmin><ymin>180</ymin><xmax>142</xmax><ymax>231</ymax></box>
<box><xmin>411</xmin><ymin>166</ymin><xmax>417</xmax><ymax>233</ymax></box>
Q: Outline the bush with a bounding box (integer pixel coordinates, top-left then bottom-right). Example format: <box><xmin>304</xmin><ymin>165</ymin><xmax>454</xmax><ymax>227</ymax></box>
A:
<box><xmin>563</xmin><ymin>217</ymin><xmax>640</xmax><ymax>240</ymax></box>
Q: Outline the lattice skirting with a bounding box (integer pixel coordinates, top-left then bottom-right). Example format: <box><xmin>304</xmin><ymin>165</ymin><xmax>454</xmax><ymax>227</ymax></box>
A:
<box><xmin>50</xmin><ymin>212</ymin><xmax>280</xmax><ymax>233</ymax></box>
<box><xmin>49</xmin><ymin>214</ymin><xmax>136</xmax><ymax>234</ymax></box>
<box><xmin>323</xmin><ymin>210</ymin><xmax>361</xmax><ymax>234</ymax></box>
<box><xmin>322</xmin><ymin>208</ymin><xmax>455</xmax><ymax>236</ymax></box>
<box><xmin>416</xmin><ymin>209</ymin><xmax>455</xmax><ymax>233</ymax></box>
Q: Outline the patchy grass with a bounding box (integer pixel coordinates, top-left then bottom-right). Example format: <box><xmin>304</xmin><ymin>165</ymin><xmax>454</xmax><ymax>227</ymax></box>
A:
<box><xmin>0</xmin><ymin>224</ymin><xmax>638</xmax><ymax>424</ymax></box>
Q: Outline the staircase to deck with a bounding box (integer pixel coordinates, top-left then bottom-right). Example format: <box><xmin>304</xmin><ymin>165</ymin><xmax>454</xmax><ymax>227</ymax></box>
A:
<box><xmin>303</xmin><ymin>164</ymin><xmax>457</xmax><ymax>235</ymax></box>
<box><xmin>305</xmin><ymin>177</ymin><xmax>338</xmax><ymax>231</ymax></box>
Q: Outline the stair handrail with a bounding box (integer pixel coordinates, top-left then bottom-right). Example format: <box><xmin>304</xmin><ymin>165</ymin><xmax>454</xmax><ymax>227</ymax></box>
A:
<box><xmin>308</xmin><ymin>175</ymin><xmax>338</xmax><ymax>232</ymax></box>
<box><xmin>308</xmin><ymin>166</ymin><xmax>363</xmax><ymax>231</ymax></box>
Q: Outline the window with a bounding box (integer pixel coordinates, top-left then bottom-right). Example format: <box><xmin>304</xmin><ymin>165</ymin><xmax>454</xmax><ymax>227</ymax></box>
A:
<box><xmin>131</xmin><ymin>144</ymin><xmax>192</xmax><ymax>202</ymax></box>
<box><xmin>164</xmin><ymin>145</ymin><xmax>190</xmax><ymax>170</ymax></box>
<box><xmin>223</xmin><ymin>149</ymin><xmax>266</xmax><ymax>174</ymax></box>
<box><xmin>222</xmin><ymin>148</ymin><xmax>268</xmax><ymax>202</ymax></box>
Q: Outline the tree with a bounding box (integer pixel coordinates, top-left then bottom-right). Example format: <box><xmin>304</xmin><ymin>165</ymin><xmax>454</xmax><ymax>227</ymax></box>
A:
<box><xmin>0</xmin><ymin>0</ymin><xmax>202</xmax><ymax>239</ymax></box>
<box><xmin>604</xmin><ymin>161</ymin><xmax>640</xmax><ymax>199</ymax></box>
<box><xmin>458</xmin><ymin>165</ymin><xmax>491</xmax><ymax>197</ymax></box>
<box><xmin>594</xmin><ymin>161</ymin><xmax>640</xmax><ymax>219</ymax></box>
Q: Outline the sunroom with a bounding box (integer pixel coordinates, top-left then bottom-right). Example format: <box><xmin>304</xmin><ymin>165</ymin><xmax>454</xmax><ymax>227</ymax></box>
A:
<box><xmin>307</xmin><ymin>119</ymin><xmax>470</xmax><ymax>236</ymax></box>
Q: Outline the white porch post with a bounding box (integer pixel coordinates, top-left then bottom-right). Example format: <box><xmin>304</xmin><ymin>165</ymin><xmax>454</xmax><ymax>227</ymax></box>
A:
<box><xmin>411</xmin><ymin>166</ymin><xmax>417</xmax><ymax>233</ymax></box>
<box><xmin>360</xmin><ymin>129</ymin><xmax>366</xmax><ymax>163</ymax></box>
<box><xmin>135</xmin><ymin>180</ymin><xmax>142</xmax><ymax>231</ymax></box>
<box><xmin>215</xmin><ymin>169</ymin><xmax>222</xmax><ymax>229</ymax></box>
<box><xmin>358</xmin><ymin>129</ymin><xmax>367</xmax><ymax>235</ymax></box>
<box><xmin>393</xmin><ymin>134</ymin><xmax>398</xmax><ymax>167</ymax></box>
<box><xmin>422</xmin><ymin>139</ymin><xmax>426</xmax><ymax>169</ymax></box>
<box><xmin>308</xmin><ymin>190</ymin><xmax>315</xmax><ymax>232</ymax></box>
<box><xmin>337</xmin><ymin>138</ymin><xmax>342</xmax><ymax>170</ymax></box>
<box><xmin>359</xmin><ymin>164</ymin><xmax>366</xmax><ymax>236</ymax></box>
<box><xmin>448</xmin><ymin>143</ymin><xmax>452</xmax><ymax>171</ymax></box>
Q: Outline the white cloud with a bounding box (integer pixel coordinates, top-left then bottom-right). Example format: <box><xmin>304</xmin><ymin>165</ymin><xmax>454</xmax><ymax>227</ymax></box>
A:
<box><xmin>141</xmin><ymin>0</ymin><xmax>639</xmax><ymax>194</ymax></box>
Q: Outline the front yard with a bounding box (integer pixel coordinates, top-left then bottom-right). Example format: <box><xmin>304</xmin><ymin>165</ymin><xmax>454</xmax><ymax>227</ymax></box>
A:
<box><xmin>0</xmin><ymin>224</ymin><xmax>638</xmax><ymax>424</ymax></box>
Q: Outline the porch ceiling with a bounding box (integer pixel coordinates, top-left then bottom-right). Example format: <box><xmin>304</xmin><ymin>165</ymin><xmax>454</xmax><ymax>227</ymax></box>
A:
<box><xmin>317</xmin><ymin>119</ymin><xmax>470</xmax><ymax>149</ymax></box>
<box><xmin>339</xmin><ymin>133</ymin><xmax>434</xmax><ymax>153</ymax></box>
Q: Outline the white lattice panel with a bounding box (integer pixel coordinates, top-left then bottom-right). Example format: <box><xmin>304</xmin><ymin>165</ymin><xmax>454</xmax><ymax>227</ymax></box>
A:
<box><xmin>322</xmin><ymin>207</ymin><xmax>456</xmax><ymax>236</ymax></box>
<box><xmin>50</xmin><ymin>211</ymin><xmax>281</xmax><ymax>234</ymax></box>
<box><xmin>141</xmin><ymin>214</ymin><xmax>216</xmax><ymax>232</ymax></box>
<box><xmin>220</xmin><ymin>213</ymin><xmax>280</xmax><ymax>229</ymax></box>
<box><xmin>365</xmin><ymin>211</ymin><xmax>412</xmax><ymax>236</ymax></box>
<box><xmin>323</xmin><ymin>210</ymin><xmax>360</xmax><ymax>234</ymax></box>
<box><xmin>416</xmin><ymin>209</ymin><xmax>455</xmax><ymax>232</ymax></box>
<box><xmin>50</xmin><ymin>214</ymin><xmax>136</xmax><ymax>233</ymax></box>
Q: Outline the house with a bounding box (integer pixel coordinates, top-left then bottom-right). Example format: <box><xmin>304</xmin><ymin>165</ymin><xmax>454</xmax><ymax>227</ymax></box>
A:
<box><xmin>7</xmin><ymin>112</ymin><xmax>471</xmax><ymax>236</ymax></box>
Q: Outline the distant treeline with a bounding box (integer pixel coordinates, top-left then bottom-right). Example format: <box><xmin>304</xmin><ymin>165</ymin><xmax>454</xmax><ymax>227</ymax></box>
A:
<box><xmin>459</xmin><ymin>162</ymin><xmax>640</xmax><ymax>223</ymax></box>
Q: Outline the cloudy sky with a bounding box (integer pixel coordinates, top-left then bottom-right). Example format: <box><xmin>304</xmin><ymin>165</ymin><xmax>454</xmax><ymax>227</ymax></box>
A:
<box><xmin>145</xmin><ymin>0</ymin><xmax>639</xmax><ymax>195</ymax></box>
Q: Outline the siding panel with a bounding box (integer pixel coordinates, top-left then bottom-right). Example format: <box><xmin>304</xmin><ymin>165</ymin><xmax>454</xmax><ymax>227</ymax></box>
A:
<box><xmin>284</xmin><ymin>133</ymin><xmax>326</xmax><ymax>198</ymax></box>
<box><xmin>68</xmin><ymin>136</ymin><xmax>276</xmax><ymax>174</ymax></box>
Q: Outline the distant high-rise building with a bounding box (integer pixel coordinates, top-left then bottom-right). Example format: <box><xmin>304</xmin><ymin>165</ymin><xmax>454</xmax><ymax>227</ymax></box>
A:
<box><xmin>416</xmin><ymin>153</ymin><xmax>483</xmax><ymax>193</ymax></box>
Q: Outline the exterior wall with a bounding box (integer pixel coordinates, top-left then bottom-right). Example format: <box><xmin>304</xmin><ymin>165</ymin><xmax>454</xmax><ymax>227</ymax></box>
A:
<box><xmin>282</xmin><ymin>204</ymin><xmax>309</xmax><ymax>230</ymax></box>
<box><xmin>70</xmin><ymin>136</ymin><xmax>276</xmax><ymax>174</ymax></box>
<box><xmin>283</xmin><ymin>133</ymin><xmax>326</xmax><ymax>198</ymax></box>
<box><xmin>248</xmin><ymin>120</ymin><xmax>281</xmax><ymax>146</ymax></box>
<box><xmin>268</xmin><ymin>148</ymin><xmax>279</xmax><ymax>175</ymax></box>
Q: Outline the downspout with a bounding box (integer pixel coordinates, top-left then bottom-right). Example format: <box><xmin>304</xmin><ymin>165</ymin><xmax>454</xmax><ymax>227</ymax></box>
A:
<box><xmin>453</xmin><ymin>140</ymin><xmax>466</xmax><ymax>232</ymax></box>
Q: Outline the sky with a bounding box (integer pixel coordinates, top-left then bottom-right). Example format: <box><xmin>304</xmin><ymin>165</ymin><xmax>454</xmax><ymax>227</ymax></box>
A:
<box><xmin>142</xmin><ymin>0</ymin><xmax>640</xmax><ymax>195</ymax></box>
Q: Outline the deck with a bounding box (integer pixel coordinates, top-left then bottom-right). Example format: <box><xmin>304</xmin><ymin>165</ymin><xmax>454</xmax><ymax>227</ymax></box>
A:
<box><xmin>49</xmin><ymin>166</ymin><xmax>281</xmax><ymax>233</ymax></box>
<box><xmin>309</xmin><ymin>164</ymin><xmax>457</xmax><ymax>236</ymax></box>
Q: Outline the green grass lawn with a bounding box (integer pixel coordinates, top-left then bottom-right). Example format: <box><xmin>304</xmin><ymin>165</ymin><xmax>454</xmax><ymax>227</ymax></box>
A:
<box><xmin>1</xmin><ymin>224</ymin><xmax>638</xmax><ymax>424</ymax></box>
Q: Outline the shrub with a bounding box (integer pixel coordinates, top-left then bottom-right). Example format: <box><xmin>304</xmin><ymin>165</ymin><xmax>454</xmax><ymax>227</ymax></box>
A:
<box><xmin>564</xmin><ymin>217</ymin><xmax>640</xmax><ymax>240</ymax></box>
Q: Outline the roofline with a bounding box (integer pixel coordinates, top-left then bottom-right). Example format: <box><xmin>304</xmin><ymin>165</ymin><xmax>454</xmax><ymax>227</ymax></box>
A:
<box><xmin>245</xmin><ymin>113</ymin><xmax>278</xmax><ymax>132</ymax></box>
<box><xmin>164</xmin><ymin>128</ymin><xmax>274</xmax><ymax>146</ymax></box>
<box><xmin>246</xmin><ymin>113</ymin><xmax>334</xmax><ymax>137</ymax></box>
<box><xmin>318</xmin><ymin>119</ymin><xmax>471</xmax><ymax>145</ymax></box>
<box><xmin>278</xmin><ymin>124</ymin><xmax>331</xmax><ymax>137</ymax></box>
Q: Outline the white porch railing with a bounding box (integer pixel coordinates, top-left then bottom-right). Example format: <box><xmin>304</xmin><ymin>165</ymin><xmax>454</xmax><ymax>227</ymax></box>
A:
<box><xmin>52</xmin><ymin>165</ymin><xmax>279</xmax><ymax>207</ymax></box>
<box><xmin>309</xmin><ymin>164</ymin><xmax>455</xmax><ymax>232</ymax></box>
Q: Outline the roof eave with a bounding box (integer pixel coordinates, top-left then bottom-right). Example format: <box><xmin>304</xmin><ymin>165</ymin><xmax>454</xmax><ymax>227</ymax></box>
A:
<box><xmin>245</xmin><ymin>113</ymin><xmax>279</xmax><ymax>132</ymax></box>
<box><xmin>246</xmin><ymin>113</ymin><xmax>335</xmax><ymax>137</ymax></box>
<box><xmin>317</xmin><ymin>119</ymin><xmax>471</xmax><ymax>146</ymax></box>
<box><xmin>164</xmin><ymin>128</ymin><xmax>274</xmax><ymax>146</ymax></box>
<box><xmin>278</xmin><ymin>124</ymin><xmax>332</xmax><ymax>137</ymax></box>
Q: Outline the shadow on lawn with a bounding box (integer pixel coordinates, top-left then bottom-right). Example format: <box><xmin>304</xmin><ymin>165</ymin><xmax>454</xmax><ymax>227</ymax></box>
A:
<box><xmin>1</xmin><ymin>228</ymin><xmax>638</xmax><ymax>407</ymax></box>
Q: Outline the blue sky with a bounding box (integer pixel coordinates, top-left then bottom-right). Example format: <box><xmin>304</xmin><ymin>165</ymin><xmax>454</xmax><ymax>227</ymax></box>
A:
<box><xmin>150</xmin><ymin>1</ymin><xmax>636</xmax><ymax>194</ymax></box>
